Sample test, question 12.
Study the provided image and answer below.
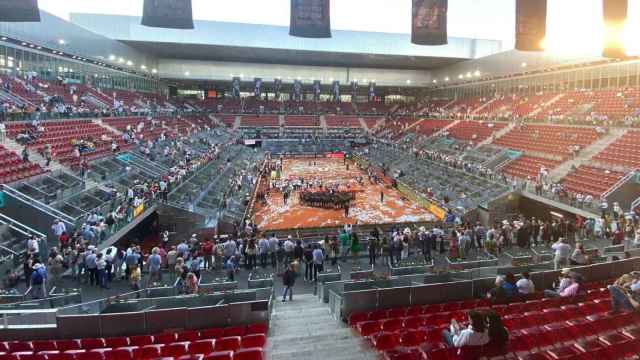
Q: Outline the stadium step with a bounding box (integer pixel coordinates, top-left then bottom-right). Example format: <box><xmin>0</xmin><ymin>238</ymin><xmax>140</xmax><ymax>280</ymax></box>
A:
<box><xmin>267</xmin><ymin>293</ymin><xmax>378</xmax><ymax>360</ymax></box>
<box><xmin>93</xmin><ymin>118</ymin><xmax>123</xmax><ymax>136</ymax></box>
<box><xmin>549</xmin><ymin>128</ymin><xmax>627</xmax><ymax>182</ymax></box>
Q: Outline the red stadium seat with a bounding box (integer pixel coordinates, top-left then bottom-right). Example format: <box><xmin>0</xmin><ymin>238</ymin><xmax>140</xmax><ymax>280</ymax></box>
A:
<box><xmin>154</xmin><ymin>333</ymin><xmax>177</xmax><ymax>345</ymax></box>
<box><xmin>240</xmin><ymin>335</ymin><xmax>266</xmax><ymax>349</ymax></box>
<box><xmin>199</xmin><ymin>329</ymin><xmax>224</xmax><ymax>340</ymax></box>
<box><xmin>245</xmin><ymin>324</ymin><xmax>268</xmax><ymax>335</ymax></box>
<box><xmin>213</xmin><ymin>337</ymin><xmax>241</xmax><ymax>352</ymax></box>
<box><xmin>188</xmin><ymin>340</ymin><xmax>215</xmax><ymax>355</ymax></box>
<box><xmin>104</xmin><ymin>338</ymin><xmax>129</xmax><ymax>349</ymax></box>
<box><xmin>176</xmin><ymin>331</ymin><xmax>199</xmax><ymax>343</ymax></box>
<box><xmin>161</xmin><ymin>342</ymin><xmax>188</xmax><ymax>357</ymax></box>
<box><xmin>222</xmin><ymin>326</ymin><xmax>245</xmax><ymax>338</ymax></box>
<box><xmin>202</xmin><ymin>351</ymin><xmax>233</xmax><ymax>360</ymax></box>
<box><xmin>129</xmin><ymin>336</ymin><xmax>154</xmax><ymax>347</ymax></box>
<box><xmin>233</xmin><ymin>348</ymin><xmax>263</xmax><ymax>360</ymax></box>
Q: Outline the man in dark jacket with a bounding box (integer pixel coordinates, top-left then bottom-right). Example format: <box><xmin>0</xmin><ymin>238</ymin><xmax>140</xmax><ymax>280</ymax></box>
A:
<box><xmin>282</xmin><ymin>264</ymin><xmax>296</xmax><ymax>302</ymax></box>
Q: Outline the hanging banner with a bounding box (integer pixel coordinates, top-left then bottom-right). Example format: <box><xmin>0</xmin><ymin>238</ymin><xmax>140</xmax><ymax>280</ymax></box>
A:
<box><xmin>274</xmin><ymin>78</ymin><xmax>282</xmax><ymax>99</ymax></box>
<box><xmin>290</xmin><ymin>0</ymin><xmax>331</xmax><ymax>38</ymax></box>
<box><xmin>254</xmin><ymin>78</ymin><xmax>261</xmax><ymax>98</ymax></box>
<box><xmin>411</xmin><ymin>0</ymin><xmax>448</xmax><ymax>46</ymax></box>
<box><xmin>332</xmin><ymin>81</ymin><xmax>340</xmax><ymax>102</ymax></box>
<box><xmin>351</xmin><ymin>81</ymin><xmax>358</xmax><ymax>97</ymax></box>
<box><xmin>515</xmin><ymin>0</ymin><xmax>547</xmax><ymax>51</ymax></box>
<box><xmin>368</xmin><ymin>82</ymin><xmax>376</xmax><ymax>102</ymax></box>
<box><xmin>602</xmin><ymin>0</ymin><xmax>628</xmax><ymax>58</ymax></box>
<box><xmin>231</xmin><ymin>77</ymin><xmax>241</xmax><ymax>99</ymax></box>
<box><xmin>312</xmin><ymin>80</ymin><xmax>321</xmax><ymax>101</ymax></box>
<box><xmin>141</xmin><ymin>0</ymin><xmax>194</xmax><ymax>29</ymax></box>
<box><xmin>0</xmin><ymin>0</ymin><xmax>40</xmax><ymax>22</ymax></box>
<box><xmin>292</xmin><ymin>80</ymin><xmax>303</xmax><ymax>101</ymax></box>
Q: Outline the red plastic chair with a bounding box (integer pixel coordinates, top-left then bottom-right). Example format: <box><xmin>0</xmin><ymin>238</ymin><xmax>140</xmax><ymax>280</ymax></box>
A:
<box><xmin>132</xmin><ymin>344</ymin><xmax>162</xmax><ymax>359</ymax></box>
<box><xmin>368</xmin><ymin>310</ymin><xmax>389</xmax><ymax>321</ymax></box>
<box><xmin>161</xmin><ymin>342</ymin><xmax>188</xmax><ymax>358</ymax></box>
<box><xmin>213</xmin><ymin>337</ymin><xmax>241</xmax><ymax>352</ymax></box>
<box><xmin>545</xmin><ymin>345</ymin><xmax>582</xmax><ymax>359</ymax></box>
<box><xmin>104</xmin><ymin>338</ymin><xmax>129</xmax><ymax>349</ymax></box>
<box><xmin>153</xmin><ymin>333</ymin><xmax>177</xmax><ymax>345</ymax></box>
<box><xmin>240</xmin><ymin>334</ymin><xmax>266</xmax><ymax>349</ymax></box>
<box><xmin>222</xmin><ymin>326</ymin><xmax>245</xmax><ymax>338</ymax></box>
<box><xmin>202</xmin><ymin>351</ymin><xmax>233</xmax><ymax>360</ymax></box>
<box><xmin>187</xmin><ymin>340</ymin><xmax>215</xmax><ymax>355</ymax></box>
<box><xmin>76</xmin><ymin>351</ymin><xmax>104</xmax><ymax>360</ymax></box>
<box><xmin>30</xmin><ymin>341</ymin><xmax>56</xmax><ymax>353</ymax></box>
<box><xmin>104</xmin><ymin>348</ymin><xmax>134</xmax><ymax>360</ymax></box>
<box><xmin>400</xmin><ymin>329</ymin><xmax>427</xmax><ymax>347</ymax></box>
<box><xmin>381</xmin><ymin>318</ymin><xmax>405</xmax><ymax>332</ymax></box>
<box><xmin>128</xmin><ymin>336</ymin><xmax>154</xmax><ymax>347</ymax></box>
<box><xmin>370</xmin><ymin>332</ymin><xmax>400</xmax><ymax>351</ymax></box>
<box><xmin>176</xmin><ymin>331</ymin><xmax>199</xmax><ymax>343</ymax></box>
<box><xmin>198</xmin><ymin>328</ymin><xmax>224</xmax><ymax>340</ymax></box>
<box><xmin>6</xmin><ymin>343</ymin><xmax>33</xmax><ymax>353</ymax></box>
<box><xmin>245</xmin><ymin>324</ymin><xmax>268</xmax><ymax>335</ymax></box>
<box><xmin>79</xmin><ymin>338</ymin><xmax>105</xmax><ymax>350</ymax></box>
<box><xmin>387</xmin><ymin>308</ymin><xmax>408</xmax><ymax>318</ymax></box>
<box><xmin>233</xmin><ymin>348</ymin><xmax>263</xmax><ymax>360</ymax></box>
<box><xmin>357</xmin><ymin>321</ymin><xmax>382</xmax><ymax>337</ymax></box>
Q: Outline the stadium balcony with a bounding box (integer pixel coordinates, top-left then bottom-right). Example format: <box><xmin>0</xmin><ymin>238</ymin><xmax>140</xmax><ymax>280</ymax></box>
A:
<box><xmin>349</xmin><ymin>281</ymin><xmax>640</xmax><ymax>360</ymax></box>
<box><xmin>0</xmin><ymin>145</ymin><xmax>46</xmax><ymax>183</ymax></box>
<box><xmin>499</xmin><ymin>155</ymin><xmax>561</xmax><ymax>180</ymax></box>
<box><xmin>560</xmin><ymin>165</ymin><xmax>626</xmax><ymax>198</ymax></box>
<box><xmin>474</xmin><ymin>96</ymin><xmax>516</xmax><ymax>117</ymax></box>
<box><xmin>445</xmin><ymin>120</ymin><xmax>506</xmax><ymax>145</ymax></box>
<box><xmin>283</xmin><ymin>115</ymin><xmax>319</xmax><ymax>127</ymax></box>
<box><xmin>511</xmin><ymin>93</ymin><xmax>558</xmax><ymax>118</ymax></box>
<box><xmin>239</xmin><ymin>115</ymin><xmax>279</xmax><ymax>127</ymax></box>
<box><xmin>324</xmin><ymin>115</ymin><xmax>361</xmax><ymax>128</ymax></box>
<box><xmin>6</xmin><ymin>120</ymin><xmax>131</xmax><ymax>167</ymax></box>
<box><xmin>592</xmin><ymin>129</ymin><xmax>640</xmax><ymax>169</ymax></box>
<box><xmin>0</xmin><ymin>324</ymin><xmax>267</xmax><ymax>360</ymax></box>
<box><xmin>492</xmin><ymin>124</ymin><xmax>598</xmax><ymax>159</ymax></box>
<box><xmin>362</xmin><ymin>116</ymin><xmax>382</xmax><ymax>131</ymax></box>
<box><xmin>412</xmin><ymin>119</ymin><xmax>452</xmax><ymax>136</ymax></box>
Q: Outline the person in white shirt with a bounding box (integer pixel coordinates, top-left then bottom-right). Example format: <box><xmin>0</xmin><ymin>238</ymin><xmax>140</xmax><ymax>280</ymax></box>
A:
<box><xmin>516</xmin><ymin>272</ymin><xmax>535</xmax><ymax>295</ymax></box>
<box><xmin>442</xmin><ymin>310</ymin><xmax>490</xmax><ymax>348</ymax></box>
<box><xmin>551</xmin><ymin>238</ymin><xmax>572</xmax><ymax>270</ymax></box>
<box><xmin>284</xmin><ymin>236</ymin><xmax>295</xmax><ymax>264</ymax></box>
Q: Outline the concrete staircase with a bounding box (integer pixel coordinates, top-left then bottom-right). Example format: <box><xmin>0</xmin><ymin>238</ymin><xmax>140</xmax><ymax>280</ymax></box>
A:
<box><xmin>529</xmin><ymin>93</ymin><xmax>565</xmax><ymax>118</ymax></box>
<box><xmin>208</xmin><ymin>114</ymin><xmax>223</xmax><ymax>126</ymax></box>
<box><xmin>475</xmin><ymin>121</ymin><xmax>516</xmax><ymax>148</ymax></box>
<box><xmin>471</xmin><ymin>98</ymin><xmax>496</xmax><ymax>115</ymax></box>
<box><xmin>358</xmin><ymin>117</ymin><xmax>369</xmax><ymax>132</ymax></box>
<box><xmin>266</xmin><ymin>294</ymin><xmax>377</xmax><ymax>360</ymax></box>
<box><xmin>319</xmin><ymin>115</ymin><xmax>328</xmax><ymax>136</ymax></box>
<box><xmin>234</xmin><ymin>116</ymin><xmax>242</xmax><ymax>130</ymax></box>
<box><xmin>93</xmin><ymin>118</ymin><xmax>122</xmax><ymax>135</ymax></box>
<box><xmin>279</xmin><ymin>115</ymin><xmax>286</xmax><ymax>137</ymax></box>
<box><xmin>548</xmin><ymin>128</ymin><xmax>627</xmax><ymax>182</ymax></box>
<box><xmin>431</xmin><ymin>119</ymin><xmax>460</xmax><ymax>137</ymax></box>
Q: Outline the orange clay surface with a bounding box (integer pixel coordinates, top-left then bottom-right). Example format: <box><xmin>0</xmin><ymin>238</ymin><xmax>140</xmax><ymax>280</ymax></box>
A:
<box><xmin>252</xmin><ymin>158</ymin><xmax>435</xmax><ymax>230</ymax></box>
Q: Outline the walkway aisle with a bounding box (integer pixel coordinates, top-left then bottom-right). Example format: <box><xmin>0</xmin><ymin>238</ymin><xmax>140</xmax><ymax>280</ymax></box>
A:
<box><xmin>266</xmin><ymin>293</ymin><xmax>379</xmax><ymax>360</ymax></box>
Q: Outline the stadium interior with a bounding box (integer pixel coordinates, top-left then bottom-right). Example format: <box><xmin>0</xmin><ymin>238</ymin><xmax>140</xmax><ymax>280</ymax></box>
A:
<box><xmin>0</xmin><ymin>0</ymin><xmax>640</xmax><ymax>359</ymax></box>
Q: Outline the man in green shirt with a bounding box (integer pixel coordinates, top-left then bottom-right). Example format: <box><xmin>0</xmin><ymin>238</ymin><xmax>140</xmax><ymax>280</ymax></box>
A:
<box><xmin>339</xmin><ymin>230</ymin><xmax>350</xmax><ymax>261</ymax></box>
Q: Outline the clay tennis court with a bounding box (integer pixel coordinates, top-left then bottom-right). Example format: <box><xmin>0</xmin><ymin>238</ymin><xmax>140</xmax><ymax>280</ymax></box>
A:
<box><xmin>252</xmin><ymin>157</ymin><xmax>435</xmax><ymax>230</ymax></box>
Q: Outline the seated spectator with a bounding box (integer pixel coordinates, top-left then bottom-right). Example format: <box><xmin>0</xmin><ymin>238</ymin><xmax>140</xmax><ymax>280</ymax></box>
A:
<box><xmin>486</xmin><ymin>276</ymin><xmax>510</xmax><ymax>304</ymax></box>
<box><xmin>442</xmin><ymin>310</ymin><xmax>489</xmax><ymax>348</ymax></box>
<box><xmin>544</xmin><ymin>272</ymin><xmax>581</xmax><ymax>298</ymax></box>
<box><xmin>570</xmin><ymin>243</ymin><xmax>588</xmax><ymax>265</ymax></box>
<box><xmin>608</xmin><ymin>272</ymin><xmax>640</xmax><ymax>313</ymax></box>
<box><xmin>516</xmin><ymin>271</ymin><xmax>535</xmax><ymax>295</ymax></box>
<box><xmin>486</xmin><ymin>310</ymin><xmax>509</xmax><ymax>348</ymax></box>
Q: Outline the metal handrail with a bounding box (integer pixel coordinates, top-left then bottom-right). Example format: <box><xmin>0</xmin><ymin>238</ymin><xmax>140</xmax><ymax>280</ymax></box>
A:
<box><xmin>602</xmin><ymin>170</ymin><xmax>636</xmax><ymax>199</ymax></box>
<box><xmin>2</xmin><ymin>185</ymin><xmax>75</xmax><ymax>226</ymax></box>
<box><xmin>0</xmin><ymin>212</ymin><xmax>46</xmax><ymax>239</ymax></box>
